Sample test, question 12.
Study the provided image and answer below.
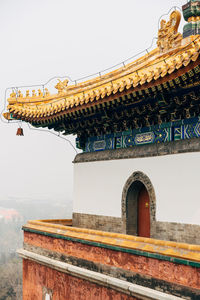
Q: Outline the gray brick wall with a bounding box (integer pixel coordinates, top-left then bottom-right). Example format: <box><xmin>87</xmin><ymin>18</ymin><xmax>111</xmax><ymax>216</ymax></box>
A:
<box><xmin>73</xmin><ymin>213</ymin><xmax>200</xmax><ymax>245</ymax></box>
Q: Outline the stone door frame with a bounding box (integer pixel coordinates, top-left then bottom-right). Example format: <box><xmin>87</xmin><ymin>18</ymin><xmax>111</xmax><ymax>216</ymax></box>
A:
<box><xmin>121</xmin><ymin>171</ymin><xmax>156</xmax><ymax>236</ymax></box>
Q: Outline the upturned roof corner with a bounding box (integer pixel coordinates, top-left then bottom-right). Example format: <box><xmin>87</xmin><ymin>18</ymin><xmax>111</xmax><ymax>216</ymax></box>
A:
<box><xmin>3</xmin><ymin>6</ymin><xmax>200</xmax><ymax>140</ymax></box>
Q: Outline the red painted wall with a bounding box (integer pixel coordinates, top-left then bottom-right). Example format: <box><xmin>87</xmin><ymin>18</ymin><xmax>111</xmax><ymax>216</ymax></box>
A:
<box><xmin>23</xmin><ymin>259</ymin><xmax>137</xmax><ymax>300</ymax></box>
<box><xmin>24</xmin><ymin>231</ymin><xmax>200</xmax><ymax>290</ymax></box>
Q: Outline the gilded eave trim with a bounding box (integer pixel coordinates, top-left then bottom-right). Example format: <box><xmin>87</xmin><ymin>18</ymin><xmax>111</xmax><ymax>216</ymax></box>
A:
<box><xmin>6</xmin><ymin>35</ymin><xmax>200</xmax><ymax>124</ymax></box>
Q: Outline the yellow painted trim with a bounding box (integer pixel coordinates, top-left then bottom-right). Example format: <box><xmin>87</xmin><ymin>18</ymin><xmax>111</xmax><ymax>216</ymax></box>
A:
<box><xmin>38</xmin><ymin>219</ymin><xmax>72</xmax><ymax>226</ymax></box>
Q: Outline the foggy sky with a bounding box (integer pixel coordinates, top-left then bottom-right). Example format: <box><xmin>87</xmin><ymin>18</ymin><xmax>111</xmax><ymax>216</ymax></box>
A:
<box><xmin>0</xmin><ymin>0</ymin><xmax>186</xmax><ymax>203</ymax></box>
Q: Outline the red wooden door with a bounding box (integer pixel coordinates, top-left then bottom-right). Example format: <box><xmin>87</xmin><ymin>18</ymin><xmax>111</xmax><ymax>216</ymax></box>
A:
<box><xmin>138</xmin><ymin>186</ymin><xmax>150</xmax><ymax>238</ymax></box>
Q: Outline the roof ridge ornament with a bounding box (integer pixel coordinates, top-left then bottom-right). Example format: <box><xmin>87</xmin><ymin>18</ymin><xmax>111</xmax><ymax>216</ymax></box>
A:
<box><xmin>157</xmin><ymin>10</ymin><xmax>182</xmax><ymax>53</ymax></box>
<box><xmin>55</xmin><ymin>79</ymin><xmax>69</xmax><ymax>94</ymax></box>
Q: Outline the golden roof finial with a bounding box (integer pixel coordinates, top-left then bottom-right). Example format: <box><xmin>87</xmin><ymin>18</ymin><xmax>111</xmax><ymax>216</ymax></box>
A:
<box><xmin>157</xmin><ymin>10</ymin><xmax>182</xmax><ymax>53</ymax></box>
<box><xmin>10</xmin><ymin>91</ymin><xmax>16</xmax><ymax>98</ymax></box>
<box><xmin>18</xmin><ymin>90</ymin><xmax>23</xmax><ymax>98</ymax></box>
<box><xmin>32</xmin><ymin>90</ymin><xmax>36</xmax><ymax>97</ymax></box>
<box><xmin>55</xmin><ymin>79</ymin><xmax>69</xmax><ymax>94</ymax></box>
<box><xmin>38</xmin><ymin>89</ymin><xmax>42</xmax><ymax>96</ymax></box>
<box><xmin>45</xmin><ymin>88</ymin><xmax>50</xmax><ymax>96</ymax></box>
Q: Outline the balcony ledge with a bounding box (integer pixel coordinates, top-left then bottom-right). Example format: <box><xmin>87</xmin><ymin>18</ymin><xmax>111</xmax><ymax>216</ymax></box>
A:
<box><xmin>22</xmin><ymin>219</ymin><xmax>200</xmax><ymax>267</ymax></box>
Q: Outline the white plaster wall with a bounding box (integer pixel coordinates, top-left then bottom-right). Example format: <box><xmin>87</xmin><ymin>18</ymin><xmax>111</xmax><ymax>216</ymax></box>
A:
<box><xmin>73</xmin><ymin>152</ymin><xmax>200</xmax><ymax>225</ymax></box>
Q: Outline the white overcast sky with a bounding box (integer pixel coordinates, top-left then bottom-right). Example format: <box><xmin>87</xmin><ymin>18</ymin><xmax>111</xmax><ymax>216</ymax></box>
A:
<box><xmin>0</xmin><ymin>0</ymin><xmax>187</xmax><ymax>204</ymax></box>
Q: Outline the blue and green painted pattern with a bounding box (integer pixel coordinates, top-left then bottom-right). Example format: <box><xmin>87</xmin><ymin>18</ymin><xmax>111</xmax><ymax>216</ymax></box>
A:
<box><xmin>183</xmin><ymin>0</ymin><xmax>200</xmax><ymax>22</ymax></box>
<box><xmin>76</xmin><ymin>117</ymin><xmax>200</xmax><ymax>152</ymax></box>
<box><xmin>182</xmin><ymin>0</ymin><xmax>200</xmax><ymax>37</ymax></box>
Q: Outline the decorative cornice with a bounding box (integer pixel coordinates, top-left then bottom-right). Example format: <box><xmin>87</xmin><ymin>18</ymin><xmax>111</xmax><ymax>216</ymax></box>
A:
<box><xmin>73</xmin><ymin>137</ymin><xmax>200</xmax><ymax>163</ymax></box>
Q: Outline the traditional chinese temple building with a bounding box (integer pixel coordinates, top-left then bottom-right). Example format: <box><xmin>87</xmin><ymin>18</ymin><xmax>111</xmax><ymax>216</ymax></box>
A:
<box><xmin>4</xmin><ymin>1</ymin><xmax>200</xmax><ymax>299</ymax></box>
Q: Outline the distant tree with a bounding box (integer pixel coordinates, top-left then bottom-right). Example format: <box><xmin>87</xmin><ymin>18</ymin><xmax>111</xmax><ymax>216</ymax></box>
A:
<box><xmin>0</xmin><ymin>257</ymin><xmax>22</xmax><ymax>300</ymax></box>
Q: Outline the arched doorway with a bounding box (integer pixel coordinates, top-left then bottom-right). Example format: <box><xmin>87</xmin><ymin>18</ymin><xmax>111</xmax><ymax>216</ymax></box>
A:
<box><xmin>122</xmin><ymin>171</ymin><xmax>156</xmax><ymax>237</ymax></box>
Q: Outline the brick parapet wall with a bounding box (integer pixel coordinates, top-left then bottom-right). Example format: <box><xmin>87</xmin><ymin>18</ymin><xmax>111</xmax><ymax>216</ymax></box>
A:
<box><xmin>22</xmin><ymin>230</ymin><xmax>200</xmax><ymax>299</ymax></box>
<box><xmin>22</xmin><ymin>243</ymin><xmax>200</xmax><ymax>299</ymax></box>
<box><xmin>73</xmin><ymin>213</ymin><xmax>123</xmax><ymax>233</ymax></box>
<box><xmin>73</xmin><ymin>212</ymin><xmax>200</xmax><ymax>245</ymax></box>
<box><xmin>152</xmin><ymin>221</ymin><xmax>200</xmax><ymax>245</ymax></box>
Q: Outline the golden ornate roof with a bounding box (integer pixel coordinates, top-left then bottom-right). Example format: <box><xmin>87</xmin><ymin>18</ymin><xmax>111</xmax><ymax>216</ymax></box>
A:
<box><xmin>3</xmin><ymin>10</ymin><xmax>200</xmax><ymax>125</ymax></box>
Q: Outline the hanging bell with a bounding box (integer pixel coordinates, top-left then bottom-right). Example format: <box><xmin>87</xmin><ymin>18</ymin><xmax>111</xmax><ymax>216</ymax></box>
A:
<box><xmin>16</xmin><ymin>128</ymin><xmax>24</xmax><ymax>136</ymax></box>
